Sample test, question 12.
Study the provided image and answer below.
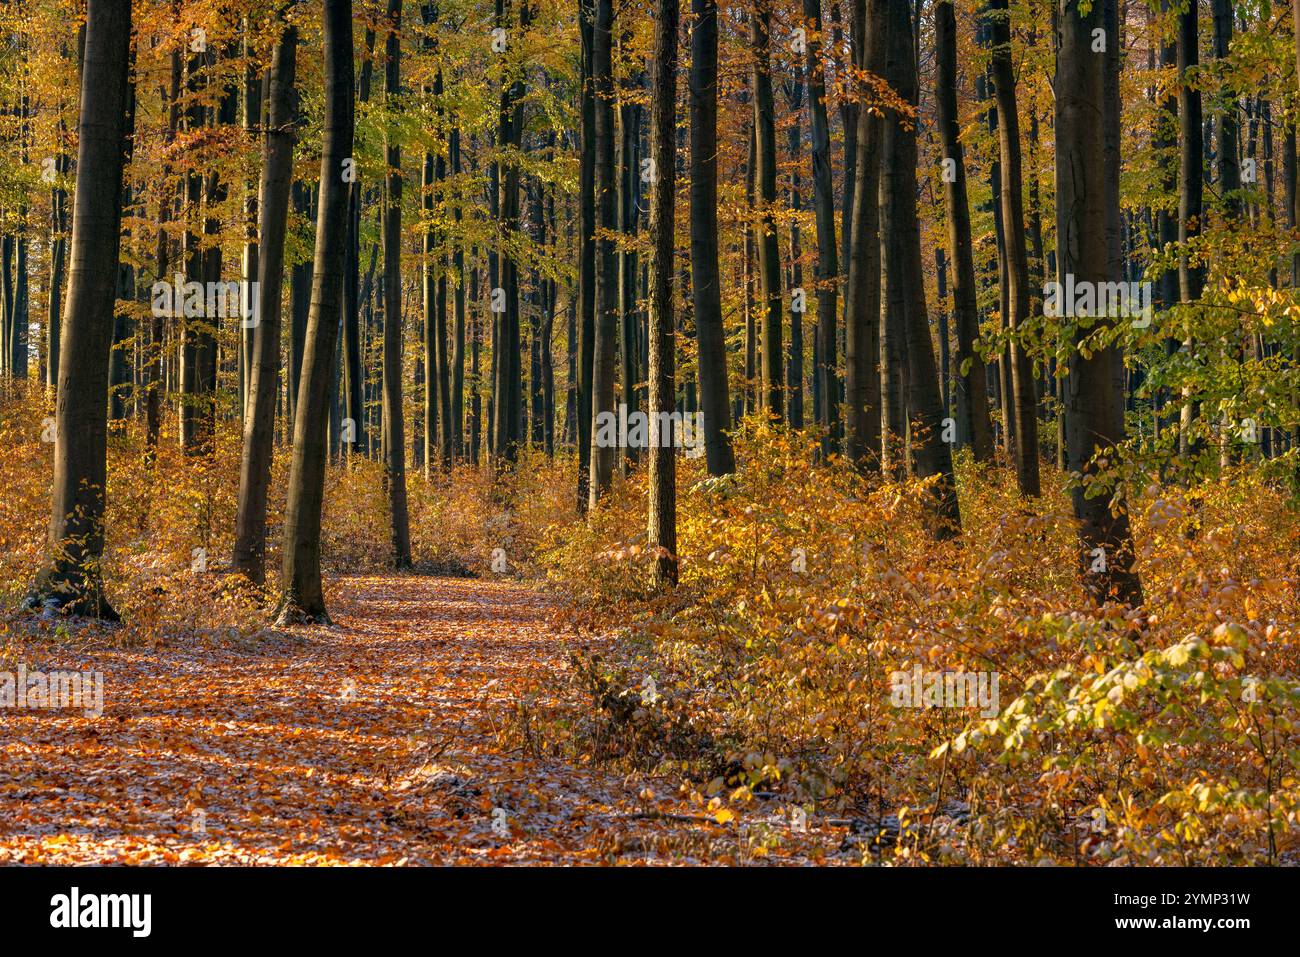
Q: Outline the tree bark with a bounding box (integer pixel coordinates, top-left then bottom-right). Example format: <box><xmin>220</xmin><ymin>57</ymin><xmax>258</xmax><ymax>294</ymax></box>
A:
<box><xmin>843</xmin><ymin>0</ymin><xmax>883</xmax><ymax>468</ymax></box>
<box><xmin>1056</xmin><ymin>0</ymin><xmax>1143</xmax><ymax>605</ymax></box>
<box><xmin>275</xmin><ymin>0</ymin><xmax>356</xmax><ymax>624</ymax></box>
<box><xmin>23</xmin><ymin>0</ymin><xmax>133</xmax><ymax>620</ymax></box>
<box><xmin>880</xmin><ymin>0</ymin><xmax>961</xmax><ymax>535</ymax></box>
<box><xmin>232</xmin><ymin>22</ymin><xmax>298</xmax><ymax>586</ymax></box>
<box><xmin>988</xmin><ymin>0</ymin><xmax>1041</xmax><ymax>494</ymax></box>
<box><xmin>804</xmin><ymin>0</ymin><xmax>839</xmax><ymax>458</ymax></box>
<box><xmin>648</xmin><ymin>0</ymin><xmax>678</xmax><ymax>587</ymax></box>
<box><xmin>935</xmin><ymin>0</ymin><xmax>993</xmax><ymax>462</ymax></box>
<box><xmin>689</xmin><ymin>0</ymin><xmax>735</xmax><ymax>475</ymax></box>
<box><xmin>752</xmin><ymin>0</ymin><xmax>784</xmax><ymax>422</ymax></box>
<box><xmin>588</xmin><ymin>0</ymin><xmax>618</xmax><ymax>505</ymax></box>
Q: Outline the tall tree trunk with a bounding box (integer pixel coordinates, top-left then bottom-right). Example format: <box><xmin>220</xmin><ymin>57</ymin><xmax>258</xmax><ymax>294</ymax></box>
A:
<box><xmin>1211</xmin><ymin>0</ymin><xmax>1240</xmax><ymax>218</ymax></box>
<box><xmin>275</xmin><ymin>0</ymin><xmax>356</xmax><ymax>624</ymax></box>
<box><xmin>232</xmin><ymin>22</ymin><xmax>298</xmax><ymax>585</ymax></box>
<box><xmin>240</xmin><ymin>27</ymin><xmax>260</xmax><ymax>420</ymax></box>
<box><xmin>784</xmin><ymin>67</ymin><xmax>805</xmax><ymax>428</ymax></box>
<box><xmin>752</xmin><ymin>0</ymin><xmax>784</xmax><ymax>421</ymax></box>
<box><xmin>988</xmin><ymin>0</ymin><xmax>1041</xmax><ymax>494</ymax></box>
<box><xmin>24</xmin><ymin>0</ymin><xmax>133</xmax><ymax>619</ymax></box>
<box><xmin>146</xmin><ymin>51</ymin><xmax>182</xmax><ymax>456</ymax></box>
<box><xmin>648</xmin><ymin>0</ymin><xmax>679</xmax><ymax>587</ymax></box>
<box><xmin>381</xmin><ymin>0</ymin><xmax>412</xmax><ymax>566</ymax></box>
<box><xmin>451</xmin><ymin>127</ymin><xmax>466</xmax><ymax>459</ymax></box>
<box><xmin>881</xmin><ymin>0</ymin><xmax>961</xmax><ymax>535</ymax></box>
<box><xmin>618</xmin><ymin>59</ymin><xmax>642</xmax><ymax>469</ymax></box>
<box><xmin>935</xmin><ymin>0</ymin><xmax>993</xmax><ymax>462</ymax></box>
<box><xmin>805</xmin><ymin>0</ymin><xmax>839</xmax><ymax>458</ymax></box>
<box><xmin>588</xmin><ymin>0</ymin><xmax>619</xmax><ymax>505</ymax></box>
<box><xmin>689</xmin><ymin>0</ymin><xmax>735</xmax><ymax>475</ymax></box>
<box><xmin>576</xmin><ymin>0</ymin><xmax>596</xmax><ymax>509</ymax></box>
<box><xmin>1056</xmin><ymin>0</ymin><xmax>1143</xmax><ymax>605</ymax></box>
<box><xmin>1177</xmin><ymin>0</ymin><xmax>1204</xmax><ymax>457</ymax></box>
<box><xmin>843</xmin><ymin>0</ymin><xmax>883</xmax><ymax>468</ymax></box>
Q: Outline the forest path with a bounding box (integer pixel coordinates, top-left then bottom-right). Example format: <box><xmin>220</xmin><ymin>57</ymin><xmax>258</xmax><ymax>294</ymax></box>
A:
<box><xmin>1</xmin><ymin>575</ymin><xmax>831</xmax><ymax>864</ymax></box>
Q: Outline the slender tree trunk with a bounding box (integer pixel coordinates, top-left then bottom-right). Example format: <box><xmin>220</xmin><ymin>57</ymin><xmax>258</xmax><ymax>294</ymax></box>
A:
<box><xmin>1177</xmin><ymin>0</ymin><xmax>1204</xmax><ymax>456</ymax></box>
<box><xmin>689</xmin><ymin>0</ymin><xmax>735</xmax><ymax>474</ymax></box>
<box><xmin>381</xmin><ymin>0</ymin><xmax>412</xmax><ymax>567</ymax></box>
<box><xmin>804</xmin><ymin>0</ymin><xmax>839</xmax><ymax>458</ymax></box>
<box><xmin>752</xmin><ymin>0</ymin><xmax>783</xmax><ymax>421</ymax></box>
<box><xmin>451</xmin><ymin>127</ymin><xmax>466</xmax><ymax>459</ymax></box>
<box><xmin>232</xmin><ymin>23</ymin><xmax>297</xmax><ymax>585</ymax></box>
<box><xmin>24</xmin><ymin>0</ymin><xmax>133</xmax><ymax>620</ymax></box>
<box><xmin>988</xmin><ymin>0</ymin><xmax>1041</xmax><ymax>494</ymax></box>
<box><xmin>935</xmin><ymin>0</ymin><xmax>993</xmax><ymax>462</ymax></box>
<box><xmin>648</xmin><ymin>0</ymin><xmax>679</xmax><ymax>586</ymax></box>
<box><xmin>881</xmin><ymin>0</ymin><xmax>961</xmax><ymax>535</ymax></box>
<box><xmin>843</xmin><ymin>0</ymin><xmax>883</xmax><ymax>468</ymax></box>
<box><xmin>785</xmin><ymin>68</ymin><xmax>805</xmax><ymax>428</ymax></box>
<box><xmin>589</xmin><ymin>0</ymin><xmax>619</xmax><ymax>505</ymax></box>
<box><xmin>275</xmin><ymin>0</ymin><xmax>356</xmax><ymax>624</ymax></box>
<box><xmin>576</xmin><ymin>0</ymin><xmax>596</xmax><ymax>509</ymax></box>
<box><xmin>240</xmin><ymin>28</ymin><xmax>260</xmax><ymax>420</ymax></box>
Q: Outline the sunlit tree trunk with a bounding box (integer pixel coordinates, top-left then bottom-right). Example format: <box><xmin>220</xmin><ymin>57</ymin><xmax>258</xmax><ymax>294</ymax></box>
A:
<box><xmin>275</xmin><ymin>0</ymin><xmax>356</xmax><ymax>624</ymax></box>
<box><xmin>233</xmin><ymin>22</ymin><xmax>298</xmax><ymax>585</ymax></box>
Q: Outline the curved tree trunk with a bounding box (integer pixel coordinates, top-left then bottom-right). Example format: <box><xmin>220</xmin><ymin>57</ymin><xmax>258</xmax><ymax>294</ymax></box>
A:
<box><xmin>275</xmin><ymin>0</ymin><xmax>356</xmax><ymax>624</ymax></box>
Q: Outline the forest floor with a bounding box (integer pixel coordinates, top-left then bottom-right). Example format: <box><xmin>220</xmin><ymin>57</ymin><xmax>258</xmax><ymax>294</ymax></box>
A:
<box><xmin>0</xmin><ymin>574</ymin><xmax>847</xmax><ymax>865</ymax></box>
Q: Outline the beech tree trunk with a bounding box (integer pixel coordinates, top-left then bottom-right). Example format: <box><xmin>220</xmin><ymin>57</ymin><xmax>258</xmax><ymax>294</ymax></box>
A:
<box><xmin>804</xmin><ymin>0</ymin><xmax>839</xmax><ymax>458</ymax></box>
<box><xmin>843</xmin><ymin>0</ymin><xmax>883</xmax><ymax>468</ymax></box>
<box><xmin>688</xmin><ymin>0</ymin><xmax>735</xmax><ymax>475</ymax></box>
<box><xmin>275</xmin><ymin>0</ymin><xmax>356</xmax><ymax>624</ymax></box>
<box><xmin>988</xmin><ymin>0</ymin><xmax>1041</xmax><ymax>494</ymax></box>
<box><xmin>752</xmin><ymin>0</ymin><xmax>783</xmax><ymax>422</ymax></box>
<box><xmin>1056</xmin><ymin>0</ymin><xmax>1143</xmax><ymax>605</ymax></box>
<box><xmin>935</xmin><ymin>0</ymin><xmax>993</xmax><ymax>462</ymax></box>
<box><xmin>381</xmin><ymin>0</ymin><xmax>412</xmax><ymax>567</ymax></box>
<box><xmin>24</xmin><ymin>0</ymin><xmax>133</xmax><ymax>620</ymax></box>
<box><xmin>232</xmin><ymin>22</ymin><xmax>298</xmax><ymax>585</ymax></box>
<box><xmin>647</xmin><ymin>0</ymin><xmax>678</xmax><ymax>587</ymax></box>
<box><xmin>880</xmin><ymin>0</ymin><xmax>961</xmax><ymax>536</ymax></box>
<box><xmin>588</xmin><ymin>0</ymin><xmax>618</xmax><ymax>505</ymax></box>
